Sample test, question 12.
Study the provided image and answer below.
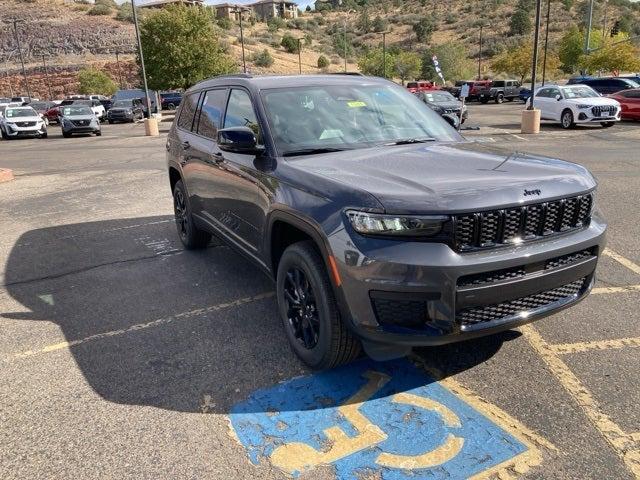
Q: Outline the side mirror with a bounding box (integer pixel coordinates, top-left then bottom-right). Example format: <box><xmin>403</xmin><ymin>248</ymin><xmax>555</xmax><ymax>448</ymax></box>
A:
<box><xmin>217</xmin><ymin>126</ymin><xmax>263</xmax><ymax>155</ymax></box>
<box><xmin>555</xmin><ymin>94</ymin><xmax>562</xmax><ymax>101</ymax></box>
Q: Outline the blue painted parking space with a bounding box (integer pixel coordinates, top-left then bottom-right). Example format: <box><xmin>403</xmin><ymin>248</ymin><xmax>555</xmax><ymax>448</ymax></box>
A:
<box><xmin>230</xmin><ymin>359</ymin><xmax>531</xmax><ymax>479</ymax></box>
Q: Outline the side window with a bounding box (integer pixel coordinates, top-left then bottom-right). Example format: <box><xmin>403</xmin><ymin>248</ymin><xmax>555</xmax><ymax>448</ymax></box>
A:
<box><xmin>177</xmin><ymin>92</ymin><xmax>200</xmax><ymax>131</ymax></box>
<box><xmin>625</xmin><ymin>90</ymin><xmax>640</xmax><ymax>98</ymax></box>
<box><xmin>537</xmin><ymin>88</ymin><xmax>551</xmax><ymax>98</ymax></box>
<box><xmin>223</xmin><ymin>89</ymin><xmax>261</xmax><ymax>142</ymax></box>
<box><xmin>197</xmin><ymin>89</ymin><xmax>227</xmax><ymax>139</ymax></box>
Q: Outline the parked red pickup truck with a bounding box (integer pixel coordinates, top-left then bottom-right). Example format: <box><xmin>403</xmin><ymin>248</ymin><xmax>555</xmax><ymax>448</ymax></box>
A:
<box><xmin>406</xmin><ymin>81</ymin><xmax>441</xmax><ymax>93</ymax></box>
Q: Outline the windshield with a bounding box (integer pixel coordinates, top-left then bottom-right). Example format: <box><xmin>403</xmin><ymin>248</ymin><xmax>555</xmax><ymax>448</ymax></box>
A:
<box><xmin>423</xmin><ymin>92</ymin><xmax>456</xmax><ymax>102</ymax></box>
<box><xmin>61</xmin><ymin>106</ymin><xmax>93</xmax><ymax>116</ymax></box>
<box><xmin>113</xmin><ymin>100</ymin><xmax>132</xmax><ymax>108</ymax></box>
<box><xmin>5</xmin><ymin>108</ymin><xmax>37</xmax><ymax>118</ymax></box>
<box><xmin>261</xmin><ymin>84</ymin><xmax>461</xmax><ymax>155</ymax></box>
<box><xmin>562</xmin><ymin>86</ymin><xmax>600</xmax><ymax>99</ymax></box>
<box><xmin>30</xmin><ymin>102</ymin><xmax>51</xmax><ymax>110</ymax></box>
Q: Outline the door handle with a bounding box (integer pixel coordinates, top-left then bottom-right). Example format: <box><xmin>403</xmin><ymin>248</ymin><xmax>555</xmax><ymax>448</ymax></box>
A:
<box><xmin>181</xmin><ymin>141</ymin><xmax>191</xmax><ymax>150</ymax></box>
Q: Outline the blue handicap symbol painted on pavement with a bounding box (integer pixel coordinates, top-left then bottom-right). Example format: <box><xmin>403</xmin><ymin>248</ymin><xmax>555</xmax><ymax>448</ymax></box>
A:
<box><xmin>230</xmin><ymin>359</ymin><xmax>529</xmax><ymax>479</ymax></box>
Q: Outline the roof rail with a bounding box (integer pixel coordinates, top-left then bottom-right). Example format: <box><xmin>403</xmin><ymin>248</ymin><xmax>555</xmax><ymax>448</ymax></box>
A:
<box><xmin>213</xmin><ymin>73</ymin><xmax>253</xmax><ymax>79</ymax></box>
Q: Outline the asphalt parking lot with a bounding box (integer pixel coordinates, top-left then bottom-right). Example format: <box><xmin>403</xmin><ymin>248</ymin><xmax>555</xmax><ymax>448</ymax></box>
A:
<box><xmin>1</xmin><ymin>104</ymin><xmax>639</xmax><ymax>479</ymax></box>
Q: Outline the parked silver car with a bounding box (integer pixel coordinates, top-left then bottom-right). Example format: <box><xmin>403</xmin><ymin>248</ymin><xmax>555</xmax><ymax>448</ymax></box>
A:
<box><xmin>60</xmin><ymin>105</ymin><xmax>102</xmax><ymax>138</ymax></box>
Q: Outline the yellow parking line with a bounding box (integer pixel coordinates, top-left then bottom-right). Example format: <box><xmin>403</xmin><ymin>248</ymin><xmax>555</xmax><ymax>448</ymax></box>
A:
<box><xmin>521</xmin><ymin>325</ymin><xmax>640</xmax><ymax>476</ymax></box>
<box><xmin>592</xmin><ymin>285</ymin><xmax>640</xmax><ymax>295</ymax></box>
<box><xmin>8</xmin><ymin>292</ymin><xmax>274</xmax><ymax>361</ymax></box>
<box><xmin>604</xmin><ymin>248</ymin><xmax>640</xmax><ymax>276</ymax></box>
<box><xmin>551</xmin><ymin>337</ymin><xmax>640</xmax><ymax>355</ymax></box>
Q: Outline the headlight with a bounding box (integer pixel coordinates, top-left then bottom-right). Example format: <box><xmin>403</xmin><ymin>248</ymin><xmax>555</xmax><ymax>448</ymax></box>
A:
<box><xmin>577</xmin><ymin>104</ymin><xmax>591</xmax><ymax>109</ymax></box>
<box><xmin>346</xmin><ymin>210</ymin><xmax>448</xmax><ymax>237</ymax></box>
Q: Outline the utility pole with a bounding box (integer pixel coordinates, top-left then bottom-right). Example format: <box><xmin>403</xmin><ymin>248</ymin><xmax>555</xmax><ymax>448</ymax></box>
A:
<box><xmin>231</xmin><ymin>8</ymin><xmax>247</xmax><ymax>73</ymax></box>
<box><xmin>12</xmin><ymin>19</ymin><xmax>31</xmax><ymax>99</ymax></box>
<box><xmin>478</xmin><ymin>25</ymin><xmax>484</xmax><ymax>81</ymax></box>
<box><xmin>381</xmin><ymin>31</ymin><xmax>388</xmax><ymax>79</ymax></box>
<box><xmin>602</xmin><ymin>0</ymin><xmax>608</xmax><ymax>38</ymax></box>
<box><xmin>115</xmin><ymin>49</ymin><xmax>123</xmax><ymax>88</ymax></box>
<box><xmin>584</xmin><ymin>0</ymin><xmax>594</xmax><ymax>54</ymax></box>
<box><xmin>343</xmin><ymin>18</ymin><xmax>347</xmax><ymax>73</ymax></box>
<box><xmin>297</xmin><ymin>38</ymin><xmax>302</xmax><ymax>74</ymax></box>
<box><xmin>528</xmin><ymin>0</ymin><xmax>542</xmax><ymax>110</ymax></box>
<box><xmin>41</xmin><ymin>54</ymin><xmax>53</xmax><ymax>100</ymax></box>
<box><xmin>131</xmin><ymin>0</ymin><xmax>151</xmax><ymax>116</ymax></box>
<box><xmin>541</xmin><ymin>0</ymin><xmax>551</xmax><ymax>86</ymax></box>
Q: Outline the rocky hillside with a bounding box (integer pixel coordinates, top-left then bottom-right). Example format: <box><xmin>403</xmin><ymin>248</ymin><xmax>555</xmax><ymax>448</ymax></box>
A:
<box><xmin>1</xmin><ymin>0</ymin><xmax>638</xmax><ymax>98</ymax></box>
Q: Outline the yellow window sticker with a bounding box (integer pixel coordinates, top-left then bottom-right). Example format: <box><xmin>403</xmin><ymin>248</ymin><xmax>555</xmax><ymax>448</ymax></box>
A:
<box><xmin>347</xmin><ymin>101</ymin><xmax>367</xmax><ymax>108</ymax></box>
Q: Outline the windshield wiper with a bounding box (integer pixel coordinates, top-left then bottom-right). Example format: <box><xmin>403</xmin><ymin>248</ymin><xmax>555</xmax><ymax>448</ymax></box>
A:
<box><xmin>384</xmin><ymin>137</ymin><xmax>436</xmax><ymax>146</ymax></box>
<box><xmin>282</xmin><ymin>147</ymin><xmax>348</xmax><ymax>157</ymax></box>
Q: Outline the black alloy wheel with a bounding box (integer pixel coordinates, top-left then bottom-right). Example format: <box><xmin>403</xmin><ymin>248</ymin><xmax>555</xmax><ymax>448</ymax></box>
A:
<box><xmin>283</xmin><ymin>267</ymin><xmax>319</xmax><ymax>350</ymax></box>
<box><xmin>172</xmin><ymin>179</ymin><xmax>211</xmax><ymax>249</ymax></box>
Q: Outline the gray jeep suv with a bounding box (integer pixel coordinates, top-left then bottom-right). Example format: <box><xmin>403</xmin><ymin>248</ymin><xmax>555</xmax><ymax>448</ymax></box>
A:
<box><xmin>167</xmin><ymin>74</ymin><xmax>606</xmax><ymax>369</ymax></box>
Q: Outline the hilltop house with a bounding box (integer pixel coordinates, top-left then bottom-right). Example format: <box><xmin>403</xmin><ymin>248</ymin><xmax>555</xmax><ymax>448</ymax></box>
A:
<box><xmin>251</xmin><ymin>0</ymin><xmax>298</xmax><ymax>20</ymax></box>
<box><xmin>214</xmin><ymin>3</ymin><xmax>253</xmax><ymax>21</ymax></box>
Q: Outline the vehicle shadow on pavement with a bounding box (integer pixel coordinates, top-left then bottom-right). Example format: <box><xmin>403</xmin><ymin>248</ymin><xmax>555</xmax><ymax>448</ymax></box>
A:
<box><xmin>3</xmin><ymin>216</ymin><xmax>514</xmax><ymax>415</ymax></box>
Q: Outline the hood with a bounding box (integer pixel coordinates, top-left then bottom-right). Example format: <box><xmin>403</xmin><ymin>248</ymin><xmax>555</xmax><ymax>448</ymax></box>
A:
<box><xmin>429</xmin><ymin>101</ymin><xmax>462</xmax><ymax>109</ymax></box>
<box><xmin>564</xmin><ymin>96</ymin><xmax>620</xmax><ymax>107</ymax></box>
<box><xmin>286</xmin><ymin>142</ymin><xmax>596</xmax><ymax>214</ymax></box>
<box><xmin>5</xmin><ymin>115</ymin><xmax>41</xmax><ymax>123</ymax></box>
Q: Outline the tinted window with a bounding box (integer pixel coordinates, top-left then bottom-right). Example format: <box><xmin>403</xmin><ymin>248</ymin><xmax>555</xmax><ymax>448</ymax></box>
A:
<box><xmin>622</xmin><ymin>90</ymin><xmax>640</xmax><ymax>98</ymax></box>
<box><xmin>197</xmin><ymin>89</ymin><xmax>227</xmax><ymax>139</ymax></box>
<box><xmin>493</xmin><ymin>81</ymin><xmax>505</xmax><ymax>87</ymax></box>
<box><xmin>177</xmin><ymin>92</ymin><xmax>200</xmax><ymax>131</ymax></box>
<box><xmin>223</xmin><ymin>89</ymin><xmax>260</xmax><ymax>140</ymax></box>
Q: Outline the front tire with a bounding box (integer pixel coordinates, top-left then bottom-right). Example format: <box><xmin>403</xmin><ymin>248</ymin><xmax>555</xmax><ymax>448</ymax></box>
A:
<box><xmin>561</xmin><ymin>109</ymin><xmax>575</xmax><ymax>129</ymax></box>
<box><xmin>601</xmin><ymin>121</ymin><xmax>615</xmax><ymax>128</ymax></box>
<box><xmin>172</xmin><ymin>179</ymin><xmax>211</xmax><ymax>249</ymax></box>
<box><xmin>277</xmin><ymin>241</ymin><xmax>361</xmax><ymax>369</ymax></box>
<box><xmin>495</xmin><ymin>93</ymin><xmax>504</xmax><ymax>104</ymax></box>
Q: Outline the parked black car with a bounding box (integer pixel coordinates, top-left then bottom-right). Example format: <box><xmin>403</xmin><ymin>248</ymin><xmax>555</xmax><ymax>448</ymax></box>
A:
<box><xmin>107</xmin><ymin>99</ymin><xmax>145</xmax><ymax>123</ymax></box>
<box><xmin>160</xmin><ymin>92</ymin><xmax>182</xmax><ymax>110</ymax></box>
<box><xmin>566</xmin><ymin>76</ymin><xmax>639</xmax><ymax>95</ymax></box>
<box><xmin>112</xmin><ymin>89</ymin><xmax>159</xmax><ymax>117</ymax></box>
<box><xmin>415</xmin><ymin>90</ymin><xmax>468</xmax><ymax>127</ymax></box>
<box><xmin>167</xmin><ymin>74</ymin><xmax>605</xmax><ymax>369</ymax></box>
<box><xmin>478</xmin><ymin>80</ymin><xmax>524</xmax><ymax>103</ymax></box>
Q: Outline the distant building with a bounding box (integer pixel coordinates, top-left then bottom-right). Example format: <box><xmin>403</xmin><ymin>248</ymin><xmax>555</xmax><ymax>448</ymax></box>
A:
<box><xmin>138</xmin><ymin>0</ymin><xmax>204</xmax><ymax>9</ymax></box>
<box><xmin>214</xmin><ymin>3</ymin><xmax>253</xmax><ymax>21</ymax></box>
<box><xmin>251</xmin><ymin>0</ymin><xmax>298</xmax><ymax>20</ymax></box>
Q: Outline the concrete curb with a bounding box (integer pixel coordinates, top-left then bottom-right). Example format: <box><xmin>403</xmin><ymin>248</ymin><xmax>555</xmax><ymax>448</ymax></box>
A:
<box><xmin>0</xmin><ymin>168</ymin><xmax>14</xmax><ymax>183</ymax></box>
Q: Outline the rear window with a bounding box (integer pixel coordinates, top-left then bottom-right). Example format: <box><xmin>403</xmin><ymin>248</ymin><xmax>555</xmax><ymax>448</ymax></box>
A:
<box><xmin>177</xmin><ymin>92</ymin><xmax>200</xmax><ymax>131</ymax></box>
<box><xmin>406</xmin><ymin>82</ymin><xmax>418</xmax><ymax>88</ymax></box>
<box><xmin>197</xmin><ymin>89</ymin><xmax>227</xmax><ymax>139</ymax></box>
<box><xmin>493</xmin><ymin>81</ymin><xmax>505</xmax><ymax>87</ymax></box>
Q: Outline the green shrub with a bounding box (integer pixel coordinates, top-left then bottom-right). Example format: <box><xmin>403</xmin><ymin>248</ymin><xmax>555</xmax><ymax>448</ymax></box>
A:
<box><xmin>281</xmin><ymin>33</ymin><xmax>299</xmax><ymax>53</ymax></box>
<box><xmin>217</xmin><ymin>17</ymin><xmax>233</xmax><ymax>30</ymax></box>
<box><xmin>317</xmin><ymin>55</ymin><xmax>330</xmax><ymax>69</ymax></box>
<box><xmin>267</xmin><ymin>16</ymin><xmax>286</xmax><ymax>32</ymax></box>
<box><xmin>253</xmin><ymin>49</ymin><xmax>274</xmax><ymax>67</ymax></box>
<box><xmin>88</xmin><ymin>4</ymin><xmax>112</xmax><ymax>15</ymax></box>
<box><xmin>115</xmin><ymin>3</ymin><xmax>134</xmax><ymax>22</ymax></box>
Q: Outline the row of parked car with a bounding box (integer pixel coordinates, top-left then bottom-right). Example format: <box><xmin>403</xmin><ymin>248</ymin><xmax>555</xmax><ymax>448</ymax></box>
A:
<box><xmin>0</xmin><ymin>90</ymin><xmax>183</xmax><ymax>140</ymax></box>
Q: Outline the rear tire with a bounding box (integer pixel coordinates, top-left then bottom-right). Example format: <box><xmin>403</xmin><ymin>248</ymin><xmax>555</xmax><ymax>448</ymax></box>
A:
<box><xmin>561</xmin><ymin>109</ymin><xmax>575</xmax><ymax>129</ymax></box>
<box><xmin>601</xmin><ymin>121</ymin><xmax>615</xmax><ymax>128</ymax></box>
<box><xmin>95</xmin><ymin>130</ymin><xmax>102</xmax><ymax>136</ymax></box>
<box><xmin>495</xmin><ymin>93</ymin><xmax>505</xmax><ymax>104</ymax></box>
<box><xmin>63</xmin><ymin>131</ymin><xmax>72</xmax><ymax>138</ymax></box>
<box><xmin>277</xmin><ymin>241</ymin><xmax>361</xmax><ymax>370</ymax></box>
<box><xmin>1</xmin><ymin>128</ymin><xmax>8</xmax><ymax>140</ymax></box>
<box><xmin>172</xmin><ymin>179</ymin><xmax>211</xmax><ymax>249</ymax></box>
<box><xmin>480</xmin><ymin>98</ymin><xmax>489</xmax><ymax>104</ymax></box>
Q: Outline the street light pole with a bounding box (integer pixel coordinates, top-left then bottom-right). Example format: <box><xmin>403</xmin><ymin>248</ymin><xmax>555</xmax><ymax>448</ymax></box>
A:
<box><xmin>41</xmin><ymin>54</ymin><xmax>53</xmax><ymax>100</ymax></box>
<box><xmin>12</xmin><ymin>19</ymin><xmax>31</xmax><ymax>99</ymax></box>
<box><xmin>584</xmin><ymin>0</ymin><xmax>594</xmax><ymax>54</ymax></box>
<box><xmin>528</xmin><ymin>0</ymin><xmax>542</xmax><ymax>111</ymax></box>
<box><xmin>343</xmin><ymin>18</ymin><xmax>347</xmax><ymax>73</ymax></box>
<box><xmin>297</xmin><ymin>38</ymin><xmax>302</xmax><ymax>74</ymax></box>
<box><xmin>541</xmin><ymin>0</ymin><xmax>551</xmax><ymax>86</ymax></box>
<box><xmin>131</xmin><ymin>0</ymin><xmax>151</xmax><ymax>116</ymax></box>
<box><xmin>231</xmin><ymin>9</ymin><xmax>247</xmax><ymax>73</ymax></box>
<box><xmin>115</xmin><ymin>49</ymin><xmax>123</xmax><ymax>88</ymax></box>
<box><xmin>478</xmin><ymin>25</ymin><xmax>484</xmax><ymax>81</ymax></box>
<box><xmin>382</xmin><ymin>31</ymin><xmax>388</xmax><ymax>78</ymax></box>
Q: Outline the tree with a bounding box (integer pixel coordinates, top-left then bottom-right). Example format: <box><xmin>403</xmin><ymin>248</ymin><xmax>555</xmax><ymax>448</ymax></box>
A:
<box><xmin>559</xmin><ymin>27</ymin><xmax>604</xmax><ymax>73</ymax></box>
<box><xmin>305</xmin><ymin>5</ymin><xmax>311</xmax><ymax>11</ymax></box>
<box><xmin>88</xmin><ymin>4</ymin><xmax>112</xmax><ymax>15</ymax></box>
<box><xmin>317</xmin><ymin>55</ymin><xmax>330</xmax><ymax>69</ymax></box>
<box><xmin>491</xmin><ymin>42</ymin><xmax>561</xmax><ymax>83</ymax></box>
<box><xmin>509</xmin><ymin>8</ymin><xmax>532</xmax><ymax>36</ymax></box>
<box><xmin>394</xmin><ymin>51</ymin><xmax>422</xmax><ymax>85</ymax></box>
<box><xmin>358</xmin><ymin>48</ymin><xmax>396</xmax><ymax>78</ymax></box>
<box><xmin>115</xmin><ymin>2</ymin><xmax>134</xmax><ymax>22</ymax></box>
<box><xmin>139</xmin><ymin>4</ymin><xmax>235</xmax><ymax>91</ymax></box>
<box><xmin>77</xmin><ymin>67</ymin><xmax>117</xmax><ymax>95</ymax></box>
<box><xmin>281</xmin><ymin>33</ymin><xmax>299</xmax><ymax>53</ymax></box>
<box><xmin>413</xmin><ymin>16</ymin><xmax>436</xmax><ymax>43</ymax></box>
<box><xmin>252</xmin><ymin>49</ymin><xmax>274</xmax><ymax>67</ymax></box>
<box><xmin>421</xmin><ymin>41</ymin><xmax>475</xmax><ymax>83</ymax></box>
<box><xmin>580</xmin><ymin>36</ymin><xmax>640</xmax><ymax>73</ymax></box>
<box><xmin>372</xmin><ymin>16</ymin><xmax>387</xmax><ymax>33</ymax></box>
<box><xmin>357</xmin><ymin>9</ymin><xmax>371</xmax><ymax>33</ymax></box>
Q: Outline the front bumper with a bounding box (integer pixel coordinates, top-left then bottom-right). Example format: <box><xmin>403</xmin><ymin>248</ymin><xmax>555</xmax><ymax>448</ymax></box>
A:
<box><xmin>108</xmin><ymin>112</ymin><xmax>134</xmax><ymax>122</ymax></box>
<box><xmin>328</xmin><ymin>215</ymin><xmax>606</xmax><ymax>352</ymax></box>
<box><xmin>3</xmin><ymin>124</ymin><xmax>46</xmax><ymax>137</ymax></box>
<box><xmin>575</xmin><ymin>108</ymin><xmax>621</xmax><ymax>124</ymax></box>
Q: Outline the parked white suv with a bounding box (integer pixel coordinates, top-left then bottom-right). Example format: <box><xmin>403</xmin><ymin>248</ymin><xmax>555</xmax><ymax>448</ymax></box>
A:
<box><xmin>0</xmin><ymin>106</ymin><xmax>48</xmax><ymax>139</ymax></box>
<box><xmin>528</xmin><ymin>84</ymin><xmax>621</xmax><ymax>129</ymax></box>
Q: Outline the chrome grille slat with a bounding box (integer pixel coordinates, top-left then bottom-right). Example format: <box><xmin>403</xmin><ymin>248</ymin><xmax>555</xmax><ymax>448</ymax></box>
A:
<box><xmin>454</xmin><ymin>194</ymin><xmax>593</xmax><ymax>252</ymax></box>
